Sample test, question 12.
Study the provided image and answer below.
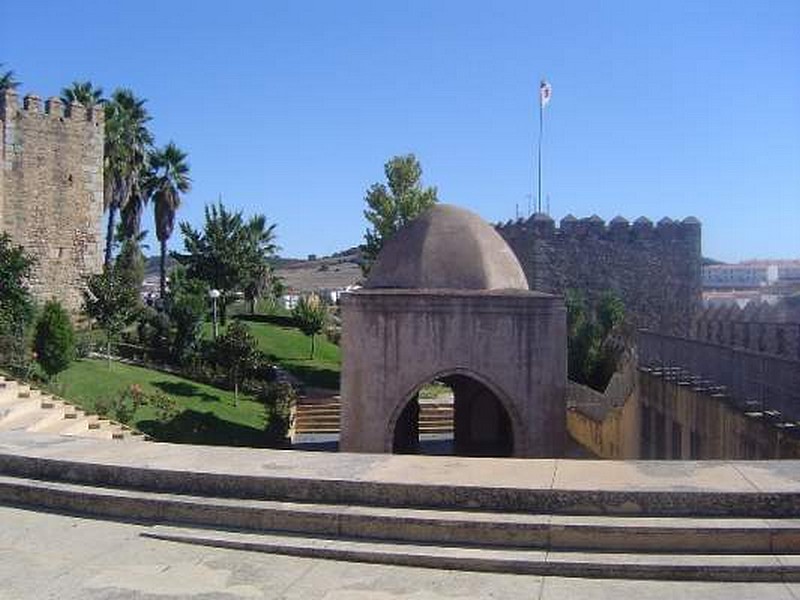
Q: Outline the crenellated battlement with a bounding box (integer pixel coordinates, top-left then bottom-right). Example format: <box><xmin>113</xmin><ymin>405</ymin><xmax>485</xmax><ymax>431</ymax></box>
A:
<box><xmin>1</xmin><ymin>89</ymin><xmax>103</xmax><ymax>124</ymax></box>
<box><xmin>497</xmin><ymin>213</ymin><xmax>701</xmax><ymax>242</ymax></box>
<box><xmin>497</xmin><ymin>213</ymin><xmax>703</xmax><ymax>334</ymax></box>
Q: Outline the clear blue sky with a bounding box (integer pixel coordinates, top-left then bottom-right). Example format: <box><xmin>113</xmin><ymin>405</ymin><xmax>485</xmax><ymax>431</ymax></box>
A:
<box><xmin>2</xmin><ymin>0</ymin><xmax>798</xmax><ymax>262</ymax></box>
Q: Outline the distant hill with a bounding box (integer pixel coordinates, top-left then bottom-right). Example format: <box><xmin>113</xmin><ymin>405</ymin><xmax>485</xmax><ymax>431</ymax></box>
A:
<box><xmin>143</xmin><ymin>247</ymin><xmax>364</xmax><ymax>293</ymax></box>
<box><xmin>273</xmin><ymin>247</ymin><xmax>363</xmax><ymax>293</ymax></box>
<box><xmin>144</xmin><ymin>255</ymin><xmax>179</xmax><ymax>278</ymax></box>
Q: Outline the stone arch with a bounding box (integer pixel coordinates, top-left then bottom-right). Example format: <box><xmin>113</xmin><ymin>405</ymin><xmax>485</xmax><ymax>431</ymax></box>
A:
<box><xmin>386</xmin><ymin>367</ymin><xmax>525</xmax><ymax>456</ymax></box>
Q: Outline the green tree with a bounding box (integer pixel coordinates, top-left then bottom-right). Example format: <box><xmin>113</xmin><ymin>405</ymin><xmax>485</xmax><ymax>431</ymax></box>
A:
<box><xmin>214</xmin><ymin>320</ymin><xmax>258</xmax><ymax>403</ymax></box>
<box><xmin>292</xmin><ymin>294</ymin><xmax>327</xmax><ymax>359</ymax></box>
<box><xmin>362</xmin><ymin>154</ymin><xmax>438</xmax><ymax>271</ymax></box>
<box><xmin>114</xmin><ymin>227</ymin><xmax>148</xmax><ymax>294</ymax></box>
<box><xmin>0</xmin><ymin>64</ymin><xmax>20</xmax><ymax>92</ymax></box>
<box><xmin>103</xmin><ymin>89</ymin><xmax>153</xmax><ymax>267</ymax></box>
<box><xmin>242</xmin><ymin>214</ymin><xmax>279</xmax><ymax>314</ymax></box>
<box><xmin>83</xmin><ymin>266</ymin><xmax>140</xmax><ymax>368</ymax></box>
<box><xmin>151</xmin><ymin>142</ymin><xmax>191</xmax><ymax>299</ymax></box>
<box><xmin>166</xmin><ymin>267</ymin><xmax>208</xmax><ymax>364</ymax></box>
<box><xmin>177</xmin><ymin>202</ymin><xmax>275</xmax><ymax>323</ymax></box>
<box><xmin>60</xmin><ymin>81</ymin><xmax>104</xmax><ymax>109</ymax></box>
<box><xmin>0</xmin><ymin>232</ymin><xmax>36</xmax><ymax>335</ymax></box>
<box><xmin>0</xmin><ymin>233</ymin><xmax>36</xmax><ymax>371</ymax></box>
<box><xmin>33</xmin><ymin>300</ymin><xmax>75</xmax><ymax>380</ymax></box>
<box><xmin>565</xmin><ymin>289</ymin><xmax>626</xmax><ymax>391</ymax></box>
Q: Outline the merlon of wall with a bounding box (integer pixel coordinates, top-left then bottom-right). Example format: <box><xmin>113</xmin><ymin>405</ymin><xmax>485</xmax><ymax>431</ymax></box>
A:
<box><xmin>1</xmin><ymin>90</ymin><xmax>104</xmax><ymax>124</ymax></box>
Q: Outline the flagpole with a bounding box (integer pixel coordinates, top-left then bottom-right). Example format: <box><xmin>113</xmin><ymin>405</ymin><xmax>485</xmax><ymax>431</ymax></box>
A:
<box><xmin>537</xmin><ymin>87</ymin><xmax>543</xmax><ymax>214</ymax></box>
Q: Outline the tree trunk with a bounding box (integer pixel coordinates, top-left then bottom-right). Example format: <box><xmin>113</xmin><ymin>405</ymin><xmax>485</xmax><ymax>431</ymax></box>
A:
<box><xmin>159</xmin><ymin>238</ymin><xmax>167</xmax><ymax>301</ymax></box>
<box><xmin>219</xmin><ymin>300</ymin><xmax>227</xmax><ymax>325</ymax></box>
<box><xmin>104</xmin><ymin>205</ymin><xmax>117</xmax><ymax>268</ymax></box>
<box><xmin>250</xmin><ymin>298</ymin><xmax>256</xmax><ymax>315</ymax></box>
<box><xmin>106</xmin><ymin>334</ymin><xmax>112</xmax><ymax>370</ymax></box>
<box><xmin>310</xmin><ymin>334</ymin><xmax>315</xmax><ymax>359</ymax></box>
<box><xmin>233</xmin><ymin>366</ymin><xmax>239</xmax><ymax>405</ymax></box>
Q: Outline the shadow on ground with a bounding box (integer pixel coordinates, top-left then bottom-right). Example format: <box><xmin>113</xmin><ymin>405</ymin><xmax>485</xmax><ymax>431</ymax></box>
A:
<box><xmin>150</xmin><ymin>380</ymin><xmax>219</xmax><ymax>403</ymax></box>
<box><xmin>281</xmin><ymin>363</ymin><xmax>340</xmax><ymax>390</ymax></box>
<box><xmin>137</xmin><ymin>409</ymin><xmax>271</xmax><ymax>447</ymax></box>
<box><xmin>234</xmin><ymin>314</ymin><xmax>296</xmax><ymax>327</ymax></box>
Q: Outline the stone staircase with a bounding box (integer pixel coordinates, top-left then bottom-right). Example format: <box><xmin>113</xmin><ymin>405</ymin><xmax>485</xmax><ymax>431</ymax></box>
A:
<box><xmin>0</xmin><ymin>376</ymin><xmax>145</xmax><ymax>442</ymax></box>
<box><xmin>0</xmin><ymin>437</ymin><xmax>798</xmax><ymax>582</ymax></box>
<box><xmin>294</xmin><ymin>395</ymin><xmax>454</xmax><ymax>436</ymax></box>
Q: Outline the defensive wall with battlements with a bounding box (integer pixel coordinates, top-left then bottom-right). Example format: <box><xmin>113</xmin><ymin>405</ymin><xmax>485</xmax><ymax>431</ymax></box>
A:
<box><xmin>0</xmin><ymin>89</ymin><xmax>104</xmax><ymax>313</ymax></box>
<box><xmin>497</xmin><ymin>214</ymin><xmax>702</xmax><ymax>334</ymax></box>
<box><xmin>691</xmin><ymin>297</ymin><xmax>800</xmax><ymax>360</ymax></box>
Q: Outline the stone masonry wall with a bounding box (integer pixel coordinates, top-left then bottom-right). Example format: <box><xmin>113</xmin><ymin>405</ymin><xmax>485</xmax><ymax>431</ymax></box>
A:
<box><xmin>0</xmin><ymin>90</ymin><xmax>104</xmax><ymax>313</ymax></box>
<box><xmin>691</xmin><ymin>298</ymin><xmax>800</xmax><ymax>360</ymax></box>
<box><xmin>497</xmin><ymin>214</ymin><xmax>702</xmax><ymax>334</ymax></box>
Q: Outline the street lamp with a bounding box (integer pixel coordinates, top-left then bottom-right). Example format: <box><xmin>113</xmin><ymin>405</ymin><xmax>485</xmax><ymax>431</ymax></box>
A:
<box><xmin>209</xmin><ymin>289</ymin><xmax>221</xmax><ymax>339</ymax></box>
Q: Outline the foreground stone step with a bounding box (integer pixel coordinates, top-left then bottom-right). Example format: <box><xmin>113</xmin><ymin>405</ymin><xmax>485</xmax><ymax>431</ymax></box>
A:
<box><xmin>0</xmin><ymin>473</ymin><xmax>797</xmax><ymax>556</ymax></box>
<box><xmin>1</xmin><ymin>443</ymin><xmax>797</xmax><ymax>518</ymax></box>
<box><xmin>143</xmin><ymin>526</ymin><xmax>800</xmax><ymax>582</ymax></box>
<box><xmin>0</xmin><ymin>403</ymin><xmax>52</xmax><ymax>431</ymax></box>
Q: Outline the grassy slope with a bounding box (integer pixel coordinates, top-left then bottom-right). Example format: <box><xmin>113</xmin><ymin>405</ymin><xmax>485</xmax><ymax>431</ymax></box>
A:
<box><xmin>208</xmin><ymin>312</ymin><xmax>342</xmax><ymax>390</ymax></box>
<box><xmin>53</xmin><ymin>359</ymin><xmax>268</xmax><ymax>447</ymax></box>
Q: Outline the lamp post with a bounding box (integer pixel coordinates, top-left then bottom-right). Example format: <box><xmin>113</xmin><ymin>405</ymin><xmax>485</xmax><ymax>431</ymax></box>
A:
<box><xmin>209</xmin><ymin>289</ymin><xmax>221</xmax><ymax>339</ymax></box>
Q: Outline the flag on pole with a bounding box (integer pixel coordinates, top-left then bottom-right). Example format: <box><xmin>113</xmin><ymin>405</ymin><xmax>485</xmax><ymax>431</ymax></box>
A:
<box><xmin>539</xmin><ymin>80</ymin><xmax>552</xmax><ymax>108</ymax></box>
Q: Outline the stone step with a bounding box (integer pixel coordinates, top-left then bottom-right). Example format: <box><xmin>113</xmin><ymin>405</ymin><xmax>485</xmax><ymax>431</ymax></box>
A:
<box><xmin>0</xmin><ymin>390</ymin><xmax>29</xmax><ymax>408</ymax></box>
<box><xmin>0</xmin><ymin>382</ymin><xmax>19</xmax><ymax>402</ymax></box>
<box><xmin>2</xmin><ymin>449</ymin><xmax>797</xmax><ymax>518</ymax></box>
<box><xmin>0</xmin><ymin>406</ymin><xmax>57</xmax><ymax>432</ymax></box>
<box><xmin>28</xmin><ymin>407</ymin><xmax>86</xmax><ymax>433</ymax></box>
<box><xmin>296</xmin><ymin>410</ymin><xmax>340</xmax><ymax>418</ymax></box>
<box><xmin>142</xmin><ymin>526</ymin><xmax>800</xmax><ymax>582</ymax></box>
<box><xmin>0</xmin><ymin>474</ymin><xmax>797</xmax><ymax>558</ymax></box>
<box><xmin>0</xmin><ymin>396</ymin><xmax>42</xmax><ymax>420</ymax></box>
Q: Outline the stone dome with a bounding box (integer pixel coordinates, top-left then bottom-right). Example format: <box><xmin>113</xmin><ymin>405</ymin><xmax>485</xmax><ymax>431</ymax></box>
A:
<box><xmin>365</xmin><ymin>204</ymin><xmax>529</xmax><ymax>290</ymax></box>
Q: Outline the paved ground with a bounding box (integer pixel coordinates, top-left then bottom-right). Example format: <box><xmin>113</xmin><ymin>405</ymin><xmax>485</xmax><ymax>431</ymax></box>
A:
<box><xmin>0</xmin><ymin>505</ymin><xmax>798</xmax><ymax>600</ymax></box>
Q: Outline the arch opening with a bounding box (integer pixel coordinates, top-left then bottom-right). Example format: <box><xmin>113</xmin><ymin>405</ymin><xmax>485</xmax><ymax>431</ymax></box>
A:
<box><xmin>392</xmin><ymin>373</ymin><xmax>514</xmax><ymax>457</ymax></box>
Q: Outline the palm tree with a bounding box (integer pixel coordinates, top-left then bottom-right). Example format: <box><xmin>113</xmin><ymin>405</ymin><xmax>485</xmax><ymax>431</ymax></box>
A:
<box><xmin>151</xmin><ymin>142</ymin><xmax>191</xmax><ymax>300</ymax></box>
<box><xmin>61</xmin><ymin>81</ymin><xmax>104</xmax><ymax>109</ymax></box>
<box><xmin>243</xmin><ymin>214</ymin><xmax>279</xmax><ymax>313</ymax></box>
<box><xmin>103</xmin><ymin>89</ymin><xmax>153</xmax><ymax>267</ymax></box>
<box><xmin>0</xmin><ymin>64</ymin><xmax>20</xmax><ymax>92</ymax></box>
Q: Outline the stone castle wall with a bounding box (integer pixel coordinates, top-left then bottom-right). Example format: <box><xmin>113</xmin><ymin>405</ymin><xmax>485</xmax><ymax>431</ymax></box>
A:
<box><xmin>0</xmin><ymin>89</ymin><xmax>104</xmax><ymax>313</ymax></box>
<box><xmin>497</xmin><ymin>214</ymin><xmax>702</xmax><ymax>334</ymax></box>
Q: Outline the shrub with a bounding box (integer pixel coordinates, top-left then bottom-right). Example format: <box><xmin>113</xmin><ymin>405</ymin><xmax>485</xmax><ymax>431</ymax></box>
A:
<box><xmin>262</xmin><ymin>381</ymin><xmax>296</xmax><ymax>446</ymax></box>
<box><xmin>213</xmin><ymin>320</ymin><xmax>259</xmax><ymax>403</ymax></box>
<box><xmin>33</xmin><ymin>300</ymin><xmax>75</xmax><ymax>380</ymax></box>
<box><xmin>292</xmin><ymin>294</ymin><xmax>328</xmax><ymax>358</ymax></box>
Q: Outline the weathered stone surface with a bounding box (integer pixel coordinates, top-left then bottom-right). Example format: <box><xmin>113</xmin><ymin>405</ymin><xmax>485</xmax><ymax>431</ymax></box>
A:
<box><xmin>0</xmin><ymin>89</ymin><xmax>104</xmax><ymax>313</ymax></box>
<box><xmin>497</xmin><ymin>214</ymin><xmax>702</xmax><ymax>335</ymax></box>
<box><xmin>366</xmin><ymin>204</ymin><xmax>529</xmax><ymax>291</ymax></box>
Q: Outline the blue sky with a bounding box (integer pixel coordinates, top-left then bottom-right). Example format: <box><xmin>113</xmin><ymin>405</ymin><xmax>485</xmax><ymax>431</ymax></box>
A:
<box><xmin>2</xmin><ymin>0</ymin><xmax>798</xmax><ymax>262</ymax></box>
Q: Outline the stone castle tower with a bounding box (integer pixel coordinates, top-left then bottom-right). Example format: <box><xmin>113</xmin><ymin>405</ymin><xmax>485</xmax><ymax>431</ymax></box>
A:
<box><xmin>0</xmin><ymin>89</ymin><xmax>104</xmax><ymax>312</ymax></box>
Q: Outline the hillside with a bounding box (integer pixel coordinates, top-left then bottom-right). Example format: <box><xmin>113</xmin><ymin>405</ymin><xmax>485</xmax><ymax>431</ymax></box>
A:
<box><xmin>273</xmin><ymin>247</ymin><xmax>363</xmax><ymax>292</ymax></box>
<box><xmin>144</xmin><ymin>248</ymin><xmax>363</xmax><ymax>294</ymax></box>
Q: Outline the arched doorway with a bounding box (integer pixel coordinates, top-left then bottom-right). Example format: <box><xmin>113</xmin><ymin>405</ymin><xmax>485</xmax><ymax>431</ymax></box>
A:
<box><xmin>392</xmin><ymin>373</ymin><xmax>514</xmax><ymax>457</ymax></box>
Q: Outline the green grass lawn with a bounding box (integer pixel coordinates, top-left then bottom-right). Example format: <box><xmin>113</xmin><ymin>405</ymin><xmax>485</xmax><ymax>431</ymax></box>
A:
<box><xmin>207</xmin><ymin>312</ymin><xmax>342</xmax><ymax>390</ymax></box>
<box><xmin>51</xmin><ymin>358</ymin><xmax>269</xmax><ymax>447</ymax></box>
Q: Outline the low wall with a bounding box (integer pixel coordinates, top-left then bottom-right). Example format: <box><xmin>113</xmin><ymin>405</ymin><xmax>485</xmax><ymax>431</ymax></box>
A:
<box><xmin>567</xmin><ymin>360</ymin><xmax>800</xmax><ymax>460</ymax></box>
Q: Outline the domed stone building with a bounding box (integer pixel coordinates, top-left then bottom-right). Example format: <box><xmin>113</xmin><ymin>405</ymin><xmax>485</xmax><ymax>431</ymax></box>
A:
<box><xmin>340</xmin><ymin>204</ymin><xmax>567</xmax><ymax>458</ymax></box>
